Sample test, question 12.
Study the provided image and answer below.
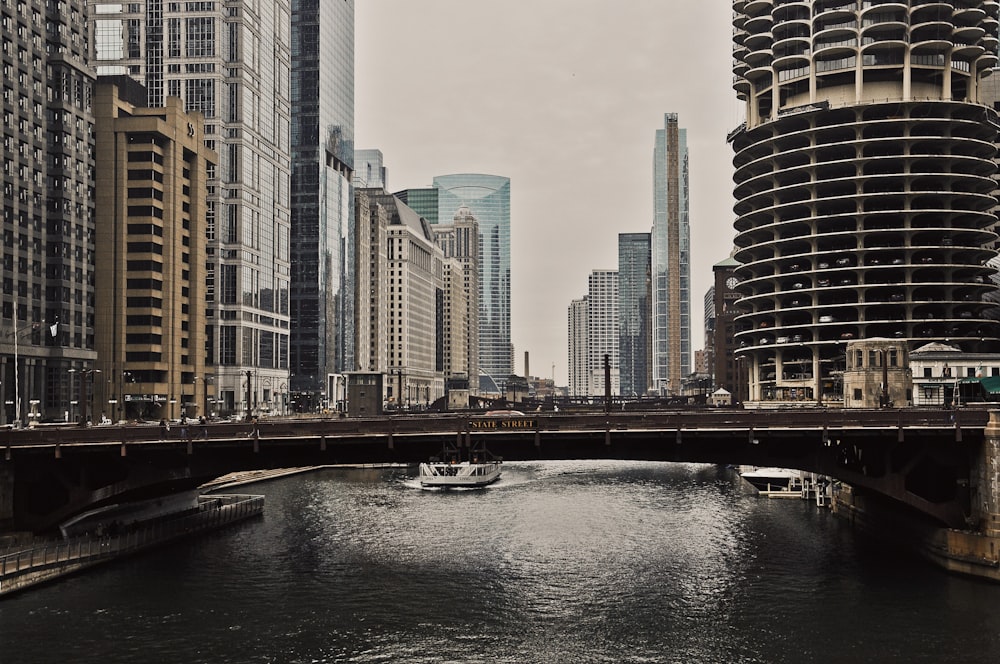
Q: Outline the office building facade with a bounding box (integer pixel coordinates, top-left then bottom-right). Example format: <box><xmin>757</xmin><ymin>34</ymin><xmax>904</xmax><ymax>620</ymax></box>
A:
<box><xmin>353</xmin><ymin>189</ymin><xmax>389</xmax><ymax>376</ymax></box>
<box><xmin>354</xmin><ymin>149</ymin><xmax>386</xmax><ymax>190</ymax></box>
<box><xmin>432</xmin><ymin>205</ymin><xmax>480</xmax><ymax>388</ymax></box>
<box><xmin>90</xmin><ymin>0</ymin><xmax>294</xmax><ymax>417</ymax></box>
<box><xmin>652</xmin><ymin>113</ymin><xmax>691</xmax><ymax>395</ymax></box>
<box><xmin>395</xmin><ymin>187</ymin><xmax>438</xmax><ymax>225</ymax></box>
<box><xmin>618</xmin><ymin>232</ymin><xmax>652</xmax><ymax>397</ymax></box>
<box><xmin>433</xmin><ymin>174</ymin><xmax>512</xmax><ymax>385</ymax></box>
<box><xmin>1</xmin><ymin>0</ymin><xmax>95</xmax><ymax>425</ymax></box>
<box><xmin>731</xmin><ymin>0</ymin><xmax>1000</xmax><ymax>405</ymax></box>
<box><xmin>359</xmin><ymin>190</ymin><xmax>444</xmax><ymax>407</ymax></box>
<box><xmin>711</xmin><ymin>255</ymin><xmax>742</xmax><ymax>403</ymax></box>
<box><xmin>290</xmin><ymin>0</ymin><xmax>355</xmax><ymax>410</ymax></box>
<box><xmin>93</xmin><ymin>79</ymin><xmax>216</xmax><ymax>422</ymax></box>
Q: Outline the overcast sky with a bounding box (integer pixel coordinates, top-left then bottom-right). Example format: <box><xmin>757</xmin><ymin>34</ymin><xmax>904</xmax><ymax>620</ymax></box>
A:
<box><xmin>356</xmin><ymin>1</ymin><xmax>741</xmax><ymax>385</ymax></box>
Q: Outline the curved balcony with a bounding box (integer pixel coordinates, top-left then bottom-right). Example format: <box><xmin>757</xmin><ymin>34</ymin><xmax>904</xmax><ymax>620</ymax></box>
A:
<box><xmin>952</xmin><ymin>24</ymin><xmax>986</xmax><ymax>41</ymax></box>
<box><xmin>744</xmin><ymin>30</ymin><xmax>774</xmax><ymax>52</ymax></box>
<box><xmin>859</xmin><ymin>2</ymin><xmax>907</xmax><ymax>20</ymax></box>
<box><xmin>952</xmin><ymin>42</ymin><xmax>985</xmax><ymax>58</ymax></box>
<box><xmin>910</xmin><ymin>21</ymin><xmax>955</xmax><ymax>43</ymax></box>
<box><xmin>743</xmin><ymin>0</ymin><xmax>774</xmax><ymax>16</ymax></box>
<box><xmin>773</xmin><ymin>34</ymin><xmax>811</xmax><ymax>58</ymax></box>
<box><xmin>909</xmin><ymin>39</ymin><xmax>953</xmax><ymax>55</ymax></box>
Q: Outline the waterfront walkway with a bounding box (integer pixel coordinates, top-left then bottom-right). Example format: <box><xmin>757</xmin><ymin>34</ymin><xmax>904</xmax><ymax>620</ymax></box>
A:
<box><xmin>0</xmin><ymin>494</ymin><xmax>263</xmax><ymax>597</ymax></box>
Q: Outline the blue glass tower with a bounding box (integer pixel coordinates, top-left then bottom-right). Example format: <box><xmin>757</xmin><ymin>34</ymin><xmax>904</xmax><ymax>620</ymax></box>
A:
<box><xmin>290</xmin><ymin>0</ymin><xmax>355</xmax><ymax>407</ymax></box>
<box><xmin>618</xmin><ymin>233</ymin><xmax>652</xmax><ymax>397</ymax></box>
<box><xmin>433</xmin><ymin>174</ymin><xmax>512</xmax><ymax>384</ymax></box>
<box><xmin>652</xmin><ymin>113</ymin><xmax>691</xmax><ymax>395</ymax></box>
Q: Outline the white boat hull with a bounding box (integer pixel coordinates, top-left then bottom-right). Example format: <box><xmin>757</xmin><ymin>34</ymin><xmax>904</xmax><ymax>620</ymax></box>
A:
<box><xmin>419</xmin><ymin>461</ymin><xmax>502</xmax><ymax>488</ymax></box>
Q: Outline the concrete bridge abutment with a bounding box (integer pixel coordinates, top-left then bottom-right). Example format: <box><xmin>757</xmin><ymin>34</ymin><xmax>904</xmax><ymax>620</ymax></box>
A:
<box><xmin>920</xmin><ymin>409</ymin><xmax>1000</xmax><ymax>579</ymax></box>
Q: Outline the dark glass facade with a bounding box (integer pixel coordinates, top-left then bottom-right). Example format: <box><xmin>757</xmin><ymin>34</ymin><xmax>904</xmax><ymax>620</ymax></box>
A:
<box><xmin>290</xmin><ymin>0</ymin><xmax>355</xmax><ymax>404</ymax></box>
<box><xmin>618</xmin><ymin>233</ymin><xmax>651</xmax><ymax>397</ymax></box>
<box><xmin>395</xmin><ymin>188</ymin><xmax>438</xmax><ymax>225</ymax></box>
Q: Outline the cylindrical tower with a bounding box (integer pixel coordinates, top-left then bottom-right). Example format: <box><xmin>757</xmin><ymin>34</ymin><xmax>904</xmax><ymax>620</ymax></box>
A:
<box><xmin>730</xmin><ymin>0</ymin><xmax>1000</xmax><ymax>405</ymax></box>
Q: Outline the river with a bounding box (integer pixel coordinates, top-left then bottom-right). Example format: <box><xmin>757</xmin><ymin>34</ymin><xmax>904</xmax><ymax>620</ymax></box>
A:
<box><xmin>2</xmin><ymin>461</ymin><xmax>1000</xmax><ymax>663</ymax></box>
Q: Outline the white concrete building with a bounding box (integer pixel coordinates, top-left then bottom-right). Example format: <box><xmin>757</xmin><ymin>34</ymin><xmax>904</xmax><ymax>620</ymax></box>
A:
<box><xmin>587</xmin><ymin>270</ymin><xmax>620</xmax><ymax>397</ymax></box>
<box><xmin>568</xmin><ymin>297</ymin><xmax>589</xmax><ymax>398</ymax></box>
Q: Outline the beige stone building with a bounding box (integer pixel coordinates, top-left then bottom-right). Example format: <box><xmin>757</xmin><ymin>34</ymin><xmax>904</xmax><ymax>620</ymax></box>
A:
<box><xmin>93</xmin><ymin>78</ymin><xmax>216</xmax><ymax>422</ymax></box>
<box><xmin>842</xmin><ymin>338</ymin><xmax>912</xmax><ymax>409</ymax></box>
<box><xmin>432</xmin><ymin>205</ymin><xmax>480</xmax><ymax>392</ymax></box>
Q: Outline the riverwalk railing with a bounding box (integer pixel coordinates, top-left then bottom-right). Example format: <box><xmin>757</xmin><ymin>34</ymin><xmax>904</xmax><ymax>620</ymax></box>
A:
<box><xmin>0</xmin><ymin>494</ymin><xmax>263</xmax><ymax>596</ymax></box>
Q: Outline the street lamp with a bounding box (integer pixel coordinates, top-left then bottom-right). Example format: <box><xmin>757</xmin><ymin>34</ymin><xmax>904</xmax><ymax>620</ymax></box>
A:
<box><xmin>193</xmin><ymin>375</ymin><xmax>213</xmax><ymax>420</ymax></box>
<box><xmin>68</xmin><ymin>368</ymin><xmax>101</xmax><ymax>426</ymax></box>
<box><xmin>5</xmin><ymin>318</ymin><xmax>58</xmax><ymax>427</ymax></box>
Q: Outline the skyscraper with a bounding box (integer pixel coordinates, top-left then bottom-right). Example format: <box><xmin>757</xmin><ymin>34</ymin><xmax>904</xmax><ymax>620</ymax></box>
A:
<box><xmin>731</xmin><ymin>0</ymin><xmax>1000</xmax><ymax>405</ymax></box>
<box><xmin>433</xmin><ymin>206</ymin><xmax>481</xmax><ymax>388</ymax></box>
<box><xmin>93</xmin><ymin>80</ymin><xmax>215</xmax><ymax>422</ymax></box>
<box><xmin>354</xmin><ymin>149</ymin><xmax>387</xmax><ymax>190</ymax></box>
<box><xmin>90</xmin><ymin>1</ymin><xmax>293</xmax><ymax>417</ymax></box>
<box><xmin>1</xmin><ymin>0</ymin><xmax>94</xmax><ymax>425</ymax></box>
<box><xmin>289</xmin><ymin>0</ymin><xmax>355</xmax><ymax>409</ymax></box>
<box><xmin>433</xmin><ymin>174</ymin><xmax>512</xmax><ymax>386</ymax></box>
<box><xmin>588</xmin><ymin>270</ymin><xmax>620</xmax><ymax>397</ymax></box>
<box><xmin>358</xmin><ymin>190</ymin><xmax>445</xmax><ymax>407</ymax></box>
<box><xmin>618</xmin><ymin>233</ymin><xmax>651</xmax><ymax>397</ymax></box>
<box><xmin>395</xmin><ymin>188</ymin><xmax>439</xmax><ymax>225</ymax></box>
<box><xmin>568</xmin><ymin>297</ymin><xmax>589</xmax><ymax>398</ymax></box>
<box><xmin>652</xmin><ymin>113</ymin><xmax>691</xmax><ymax>395</ymax></box>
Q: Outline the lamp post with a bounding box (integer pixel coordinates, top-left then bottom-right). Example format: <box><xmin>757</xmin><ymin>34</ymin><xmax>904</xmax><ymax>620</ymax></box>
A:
<box><xmin>193</xmin><ymin>375</ymin><xmax>213</xmax><ymax>420</ymax></box>
<box><xmin>5</xmin><ymin>318</ymin><xmax>57</xmax><ymax>427</ymax></box>
<box><xmin>69</xmin><ymin>368</ymin><xmax>101</xmax><ymax>426</ymax></box>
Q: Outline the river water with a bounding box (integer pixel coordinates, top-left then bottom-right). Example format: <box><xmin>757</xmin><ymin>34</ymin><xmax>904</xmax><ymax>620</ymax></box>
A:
<box><xmin>3</xmin><ymin>461</ymin><xmax>1000</xmax><ymax>663</ymax></box>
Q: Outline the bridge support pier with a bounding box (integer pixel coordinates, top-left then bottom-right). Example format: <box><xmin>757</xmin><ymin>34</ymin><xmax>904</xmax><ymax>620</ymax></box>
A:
<box><xmin>921</xmin><ymin>409</ymin><xmax>1000</xmax><ymax>579</ymax></box>
<box><xmin>971</xmin><ymin>411</ymin><xmax>1000</xmax><ymax>539</ymax></box>
<box><xmin>0</xmin><ymin>466</ymin><xmax>12</xmax><ymax>529</ymax></box>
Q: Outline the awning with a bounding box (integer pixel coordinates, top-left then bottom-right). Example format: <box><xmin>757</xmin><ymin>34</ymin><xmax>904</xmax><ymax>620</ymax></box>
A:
<box><xmin>960</xmin><ymin>376</ymin><xmax>1000</xmax><ymax>394</ymax></box>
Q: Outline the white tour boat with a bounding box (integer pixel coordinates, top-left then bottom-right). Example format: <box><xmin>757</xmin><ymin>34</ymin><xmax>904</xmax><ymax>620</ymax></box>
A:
<box><xmin>419</xmin><ymin>440</ymin><xmax>502</xmax><ymax>488</ymax></box>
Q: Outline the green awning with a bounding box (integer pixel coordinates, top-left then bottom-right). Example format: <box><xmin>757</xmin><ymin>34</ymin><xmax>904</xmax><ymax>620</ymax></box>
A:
<box><xmin>959</xmin><ymin>376</ymin><xmax>1000</xmax><ymax>394</ymax></box>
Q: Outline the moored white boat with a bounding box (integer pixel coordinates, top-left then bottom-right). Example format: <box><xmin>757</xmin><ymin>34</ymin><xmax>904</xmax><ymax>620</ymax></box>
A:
<box><xmin>739</xmin><ymin>466</ymin><xmax>803</xmax><ymax>496</ymax></box>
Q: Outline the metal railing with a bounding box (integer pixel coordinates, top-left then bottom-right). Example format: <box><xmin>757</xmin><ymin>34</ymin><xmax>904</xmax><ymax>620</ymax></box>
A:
<box><xmin>0</xmin><ymin>494</ymin><xmax>263</xmax><ymax>595</ymax></box>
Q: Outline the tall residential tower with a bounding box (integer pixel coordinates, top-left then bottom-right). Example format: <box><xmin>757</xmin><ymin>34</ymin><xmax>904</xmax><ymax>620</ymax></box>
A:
<box><xmin>1</xmin><ymin>0</ymin><xmax>95</xmax><ymax>425</ymax></box>
<box><xmin>652</xmin><ymin>113</ymin><xmax>691</xmax><ymax>395</ymax></box>
<box><xmin>618</xmin><ymin>232</ymin><xmax>651</xmax><ymax>397</ymax></box>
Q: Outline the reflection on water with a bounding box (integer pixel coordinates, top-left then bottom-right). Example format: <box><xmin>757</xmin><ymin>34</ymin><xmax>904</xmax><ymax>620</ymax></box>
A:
<box><xmin>3</xmin><ymin>461</ymin><xmax>1000</xmax><ymax>663</ymax></box>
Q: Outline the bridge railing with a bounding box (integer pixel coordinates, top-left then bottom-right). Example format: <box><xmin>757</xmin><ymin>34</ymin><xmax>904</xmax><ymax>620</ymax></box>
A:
<box><xmin>0</xmin><ymin>408</ymin><xmax>989</xmax><ymax>449</ymax></box>
<box><xmin>0</xmin><ymin>494</ymin><xmax>263</xmax><ymax>596</ymax></box>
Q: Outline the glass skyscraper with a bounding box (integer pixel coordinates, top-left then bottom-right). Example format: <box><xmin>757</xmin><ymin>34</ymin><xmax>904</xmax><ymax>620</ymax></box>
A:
<box><xmin>90</xmin><ymin>0</ymin><xmax>293</xmax><ymax>417</ymax></box>
<box><xmin>395</xmin><ymin>188</ymin><xmax>439</xmax><ymax>225</ymax></box>
<box><xmin>652</xmin><ymin>113</ymin><xmax>691</xmax><ymax>395</ymax></box>
<box><xmin>618</xmin><ymin>233</ymin><xmax>651</xmax><ymax>397</ymax></box>
<box><xmin>289</xmin><ymin>0</ymin><xmax>355</xmax><ymax>409</ymax></box>
<box><xmin>432</xmin><ymin>174</ymin><xmax>512</xmax><ymax>384</ymax></box>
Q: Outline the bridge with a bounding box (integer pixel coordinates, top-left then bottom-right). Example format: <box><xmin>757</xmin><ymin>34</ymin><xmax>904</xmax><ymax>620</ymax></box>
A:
<box><xmin>1</xmin><ymin>408</ymin><xmax>996</xmax><ymax>538</ymax></box>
